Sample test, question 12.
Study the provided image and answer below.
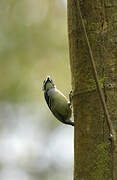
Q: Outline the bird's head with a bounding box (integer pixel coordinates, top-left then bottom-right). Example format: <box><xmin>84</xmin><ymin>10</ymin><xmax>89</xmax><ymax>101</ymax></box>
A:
<box><xmin>43</xmin><ymin>76</ymin><xmax>55</xmax><ymax>92</ymax></box>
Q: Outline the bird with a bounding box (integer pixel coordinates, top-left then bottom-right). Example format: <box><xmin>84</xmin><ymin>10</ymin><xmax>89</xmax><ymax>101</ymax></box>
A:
<box><xmin>43</xmin><ymin>76</ymin><xmax>74</xmax><ymax>126</ymax></box>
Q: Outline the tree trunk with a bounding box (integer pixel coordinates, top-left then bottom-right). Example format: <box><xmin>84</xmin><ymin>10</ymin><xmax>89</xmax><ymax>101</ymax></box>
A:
<box><xmin>67</xmin><ymin>0</ymin><xmax>117</xmax><ymax>180</ymax></box>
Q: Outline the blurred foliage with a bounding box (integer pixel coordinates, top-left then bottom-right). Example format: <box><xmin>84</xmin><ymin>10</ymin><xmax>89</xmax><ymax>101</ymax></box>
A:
<box><xmin>0</xmin><ymin>0</ymin><xmax>71</xmax><ymax>102</ymax></box>
<box><xmin>0</xmin><ymin>1</ymin><xmax>73</xmax><ymax>180</ymax></box>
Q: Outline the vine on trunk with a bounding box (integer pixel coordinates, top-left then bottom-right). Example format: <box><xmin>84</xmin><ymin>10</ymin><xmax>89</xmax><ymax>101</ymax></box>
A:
<box><xmin>76</xmin><ymin>0</ymin><xmax>116</xmax><ymax>179</ymax></box>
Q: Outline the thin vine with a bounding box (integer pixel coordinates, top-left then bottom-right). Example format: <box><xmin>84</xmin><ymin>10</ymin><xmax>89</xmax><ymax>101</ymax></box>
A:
<box><xmin>76</xmin><ymin>0</ymin><xmax>116</xmax><ymax>179</ymax></box>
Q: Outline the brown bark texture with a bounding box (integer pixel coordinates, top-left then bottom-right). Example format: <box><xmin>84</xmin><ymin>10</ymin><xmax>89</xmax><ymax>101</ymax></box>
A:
<box><xmin>67</xmin><ymin>0</ymin><xmax>117</xmax><ymax>180</ymax></box>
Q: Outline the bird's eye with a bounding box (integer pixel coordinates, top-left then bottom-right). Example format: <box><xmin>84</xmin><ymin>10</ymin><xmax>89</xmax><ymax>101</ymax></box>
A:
<box><xmin>43</xmin><ymin>80</ymin><xmax>45</xmax><ymax>85</ymax></box>
<box><xmin>47</xmin><ymin>77</ymin><xmax>50</xmax><ymax>81</ymax></box>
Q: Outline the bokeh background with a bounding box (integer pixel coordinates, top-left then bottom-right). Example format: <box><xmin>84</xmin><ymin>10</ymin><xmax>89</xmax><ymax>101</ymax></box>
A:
<box><xmin>0</xmin><ymin>0</ymin><xmax>74</xmax><ymax>179</ymax></box>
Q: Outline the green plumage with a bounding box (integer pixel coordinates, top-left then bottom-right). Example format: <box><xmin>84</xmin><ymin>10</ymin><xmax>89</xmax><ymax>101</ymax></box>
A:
<box><xmin>43</xmin><ymin>77</ymin><xmax>74</xmax><ymax>126</ymax></box>
<box><xmin>48</xmin><ymin>89</ymin><xmax>72</xmax><ymax>123</ymax></box>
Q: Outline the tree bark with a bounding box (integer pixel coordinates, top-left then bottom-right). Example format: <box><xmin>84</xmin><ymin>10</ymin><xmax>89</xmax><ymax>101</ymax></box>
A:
<box><xmin>67</xmin><ymin>0</ymin><xmax>117</xmax><ymax>179</ymax></box>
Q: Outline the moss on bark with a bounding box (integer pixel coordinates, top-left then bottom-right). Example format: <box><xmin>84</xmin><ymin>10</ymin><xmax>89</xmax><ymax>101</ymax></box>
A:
<box><xmin>67</xmin><ymin>0</ymin><xmax>117</xmax><ymax>179</ymax></box>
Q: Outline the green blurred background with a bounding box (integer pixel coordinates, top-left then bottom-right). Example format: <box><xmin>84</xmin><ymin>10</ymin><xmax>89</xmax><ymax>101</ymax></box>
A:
<box><xmin>0</xmin><ymin>0</ymin><xmax>73</xmax><ymax>179</ymax></box>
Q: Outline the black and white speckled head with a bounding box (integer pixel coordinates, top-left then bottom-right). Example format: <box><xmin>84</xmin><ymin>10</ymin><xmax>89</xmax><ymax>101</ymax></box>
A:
<box><xmin>43</xmin><ymin>76</ymin><xmax>55</xmax><ymax>92</ymax></box>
